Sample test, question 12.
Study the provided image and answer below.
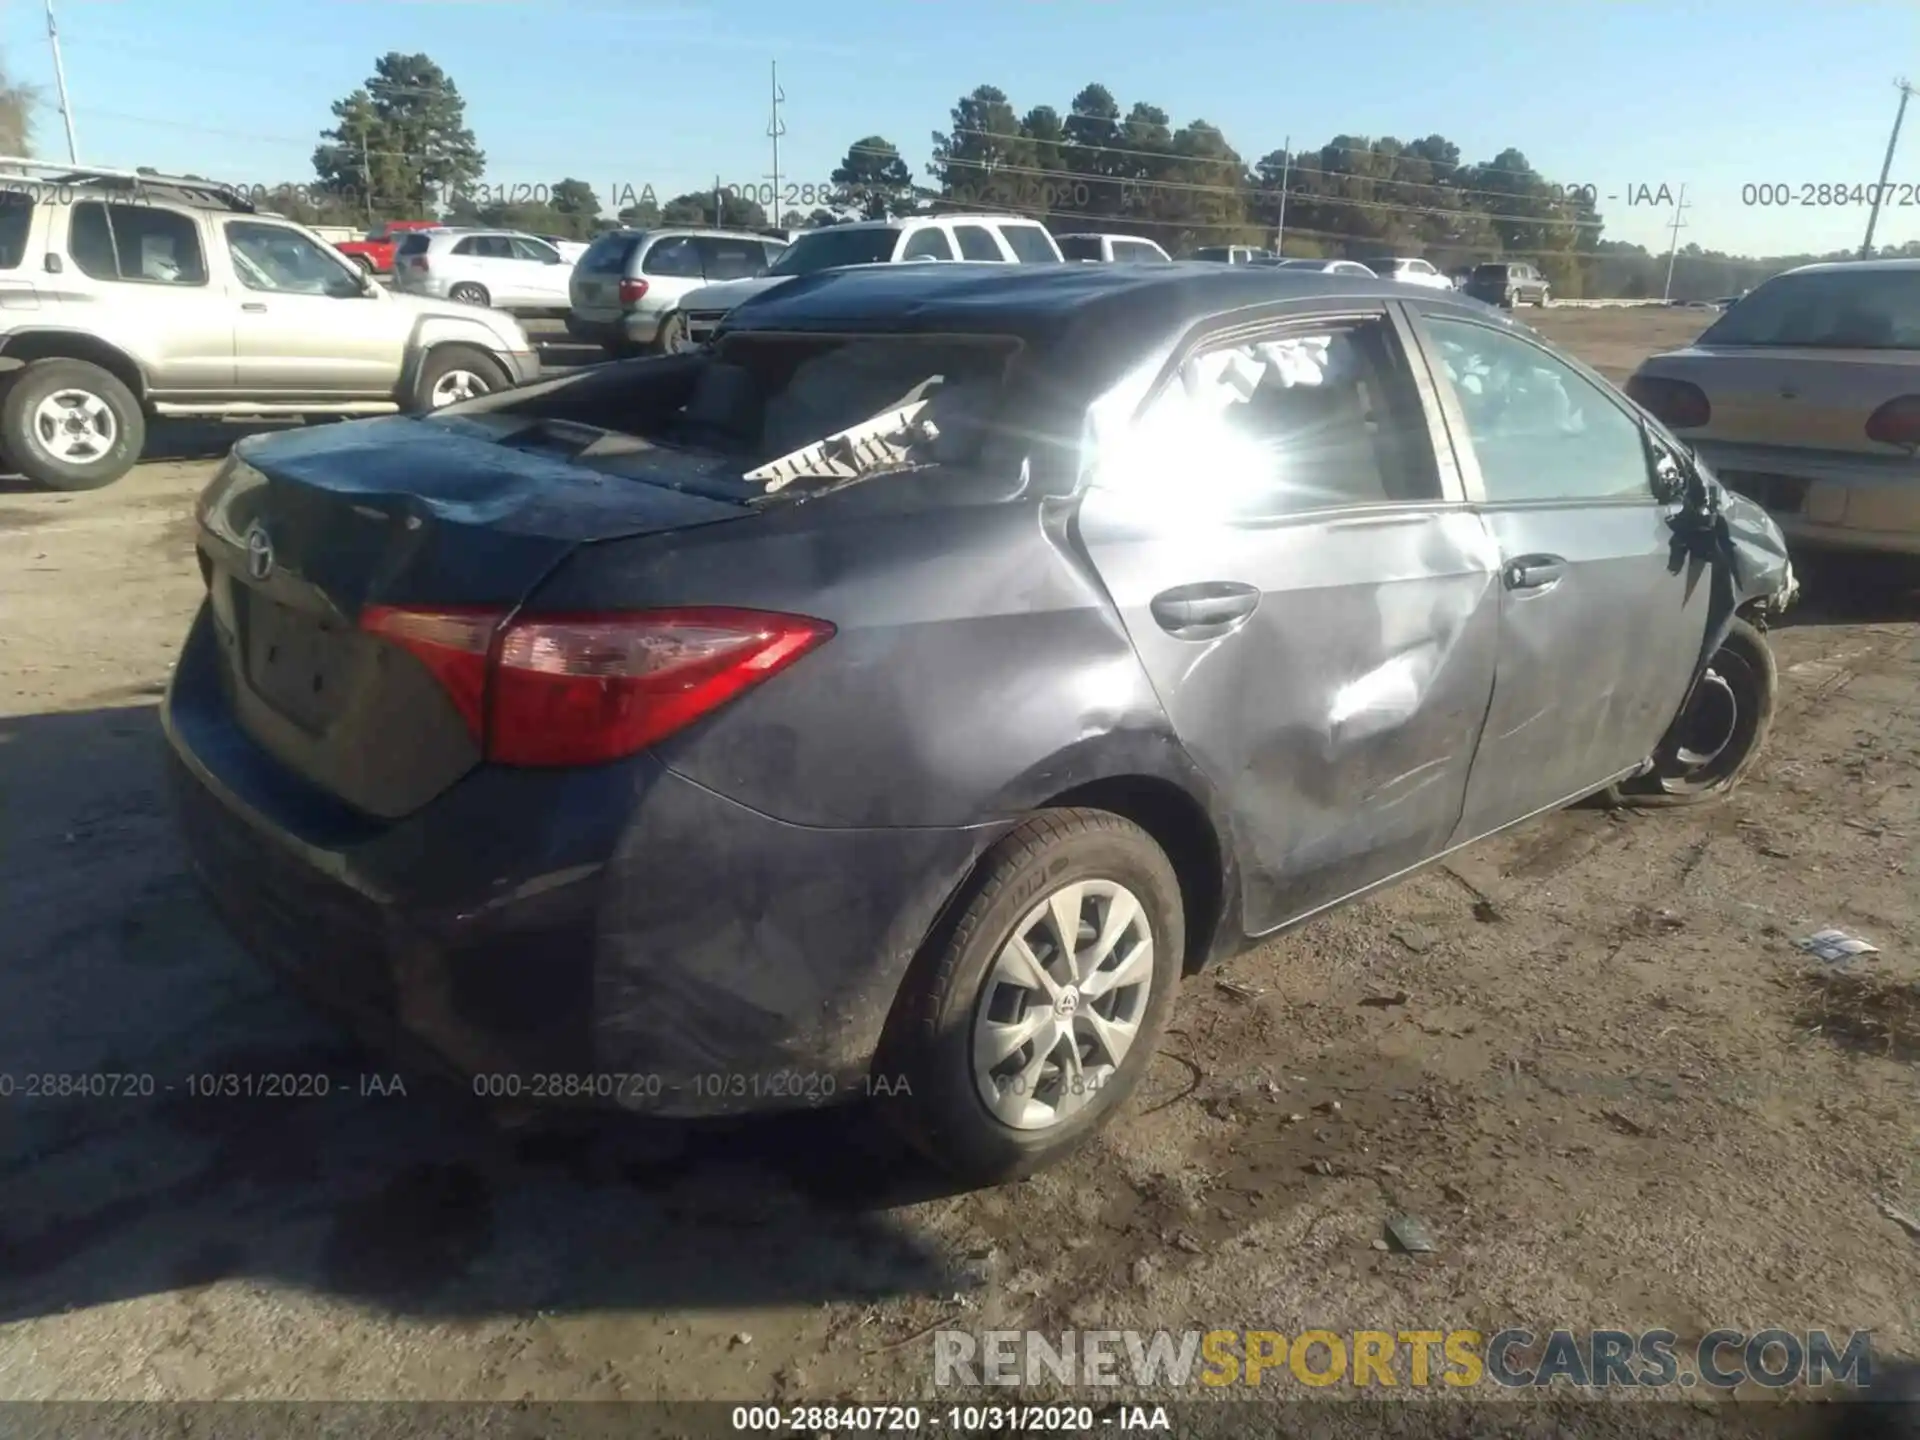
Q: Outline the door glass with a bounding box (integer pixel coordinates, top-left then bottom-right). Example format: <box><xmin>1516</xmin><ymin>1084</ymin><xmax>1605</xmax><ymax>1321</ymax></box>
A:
<box><xmin>643</xmin><ymin>236</ymin><xmax>704</xmax><ymax>278</ymax></box>
<box><xmin>69</xmin><ymin>202</ymin><xmax>208</xmax><ymax>284</ymax></box>
<box><xmin>510</xmin><ymin>236</ymin><xmax>560</xmax><ymax>263</ymax></box>
<box><xmin>952</xmin><ymin>225</ymin><xmax>1002</xmax><ymax>261</ymax></box>
<box><xmin>697</xmin><ymin>236</ymin><xmax>767</xmax><ymax>280</ymax></box>
<box><xmin>900</xmin><ymin>227</ymin><xmax>955</xmax><ymax>261</ymax></box>
<box><xmin>1425</xmin><ymin>317</ymin><xmax>1652</xmax><ymax>503</ymax></box>
<box><xmin>1104</xmin><ymin>318</ymin><xmax>1442</xmax><ymax>517</ymax></box>
<box><xmin>998</xmin><ymin>224</ymin><xmax>1059</xmax><ymax>262</ymax></box>
<box><xmin>227</xmin><ymin>222</ymin><xmax>361</xmax><ymax>296</ymax></box>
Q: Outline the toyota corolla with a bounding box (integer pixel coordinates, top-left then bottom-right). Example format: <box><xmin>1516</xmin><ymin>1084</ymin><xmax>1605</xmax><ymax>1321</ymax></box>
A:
<box><xmin>164</xmin><ymin>264</ymin><xmax>1794</xmax><ymax>1183</ymax></box>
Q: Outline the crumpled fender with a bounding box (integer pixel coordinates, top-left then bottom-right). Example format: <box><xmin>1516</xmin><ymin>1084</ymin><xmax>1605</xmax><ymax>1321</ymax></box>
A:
<box><xmin>1667</xmin><ymin>464</ymin><xmax>1797</xmax><ymax>692</ymax></box>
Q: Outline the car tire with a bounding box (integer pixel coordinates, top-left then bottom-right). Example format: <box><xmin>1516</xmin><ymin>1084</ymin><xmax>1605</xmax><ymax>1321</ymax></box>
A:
<box><xmin>1604</xmin><ymin>617</ymin><xmax>1777</xmax><ymax>808</ymax></box>
<box><xmin>651</xmin><ymin>312</ymin><xmax>686</xmax><ymax>355</ymax></box>
<box><xmin>409</xmin><ymin>345</ymin><xmax>510</xmax><ymax>411</ymax></box>
<box><xmin>1537</xmin><ymin>288</ymin><xmax>1552</xmax><ymax>307</ymax></box>
<box><xmin>448</xmin><ymin>282</ymin><xmax>491</xmax><ymax>308</ymax></box>
<box><xmin>0</xmin><ymin>357</ymin><xmax>146</xmax><ymax>491</ymax></box>
<box><xmin>352</xmin><ymin>255</ymin><xmax>375</xmax><ymax>275</ymax></box>
<box><xmin>876</xmin><ymin>808</ymin><xmax>1184</xmax><ymax>1185</ymax></box>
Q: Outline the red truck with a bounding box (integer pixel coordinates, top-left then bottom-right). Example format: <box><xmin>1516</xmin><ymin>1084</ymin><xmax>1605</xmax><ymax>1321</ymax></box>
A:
<box><xmin>335</xmin><ymin>219</ymin><xmax>443</xmax><ymax>276</ymax></box>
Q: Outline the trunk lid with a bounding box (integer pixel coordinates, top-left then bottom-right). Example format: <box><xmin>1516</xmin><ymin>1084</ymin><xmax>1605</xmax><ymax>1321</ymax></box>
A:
<box><xmin>1643</xmin><ymin>344</ymin><xmax>1920</xmax><ymax>455</ymax></box>
<box><xmin>195</xmin><ymin>415</ymin><xmax>751</xmax><ymax>818</ymax></box>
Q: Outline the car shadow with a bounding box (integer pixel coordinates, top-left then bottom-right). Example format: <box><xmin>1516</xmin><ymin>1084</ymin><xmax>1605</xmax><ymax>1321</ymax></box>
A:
<box><xmin>0</xmin><ymin>701</ymin><xmax>967</xmax><ymax>1325</ymax></box>
<box><xmin>1774</xmin><ymin>556</ymin><xmax>1920</xmax><ymax>630</ymax></box>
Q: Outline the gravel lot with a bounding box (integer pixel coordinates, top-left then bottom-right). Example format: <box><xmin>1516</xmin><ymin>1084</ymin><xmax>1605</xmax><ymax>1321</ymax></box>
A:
<box><xmin>1</xmin><ymin>307</ymin><xmax>1916</xmax><ymax>1409</ymax></box>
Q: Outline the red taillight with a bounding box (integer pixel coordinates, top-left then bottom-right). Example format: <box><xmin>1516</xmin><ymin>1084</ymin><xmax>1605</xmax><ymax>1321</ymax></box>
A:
<box><xmin>407</xmin><ymin>255</ymin><xmax>428</xmax><ymax>273</ymax></box>
<box><xmin>360</xmin><ymin>605</ymin><xmax>833</xmax><ymax>768</ymax></box>
<box><xmin>359</xmin><ymin>605</ymin><xmax>499</xmax><ymax>739</ymax></box>
<box><xmin>617</xmin><ymin>278</ymin><xmax>649</xmax><ymax>306</ymax></box>
<box><xmin>1865</xmin><ymin>395</ymin><xmax>1920</xmax><ymax>448</ymax></box>
<box><xmin>1626</xmin><ymin>374</ymin><xmax>1711</xmax><ymax>429</ymax></box>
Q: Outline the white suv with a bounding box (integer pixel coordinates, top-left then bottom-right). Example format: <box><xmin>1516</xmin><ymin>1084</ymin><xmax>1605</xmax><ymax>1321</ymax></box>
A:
<box><xmin>676</xmin><ymin>214</ymin><xmax>1063</xmax><ymax>348</ymax></box>
<box><xmin>391</xmin><ymin>228</ymin><xmax>576</xmax><ymax>315</ymax></box>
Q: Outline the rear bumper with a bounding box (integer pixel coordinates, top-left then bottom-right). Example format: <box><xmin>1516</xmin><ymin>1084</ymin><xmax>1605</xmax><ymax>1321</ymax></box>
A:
<box><xmin>1696</xmin><ymin>440</ymin><xmax>1920</xmax><ymax>558</ymax></box>
<box><xmin>163</xmin><ymin>605</ymin><xmax>1003</xmax><ymax>1117</ymax></box>
<box><xmin>565</xmin><ymin>310</ymin><xmax>660</xmax><ymax>347</ymax></box>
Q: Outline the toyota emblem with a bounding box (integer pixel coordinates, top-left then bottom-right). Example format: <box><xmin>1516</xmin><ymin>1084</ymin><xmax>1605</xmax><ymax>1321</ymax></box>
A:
<box><xmin>244</xmin><ymin>523</ymin><xmax>274</xmax><ymax>582</ymax></box>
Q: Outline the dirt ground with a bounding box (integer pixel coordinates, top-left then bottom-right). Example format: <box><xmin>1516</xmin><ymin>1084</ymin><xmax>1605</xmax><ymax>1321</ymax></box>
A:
<box><xmin>1</xmin><ymin>307</ymin><xmax>1916</xmax><ymax>1412</ymax></box>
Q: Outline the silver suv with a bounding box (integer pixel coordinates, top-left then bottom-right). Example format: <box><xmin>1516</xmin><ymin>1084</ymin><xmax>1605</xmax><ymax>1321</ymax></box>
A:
<box><xmin>0</xmin><ymin>163</ymin><xmax>538</xmax><ymax>491</ymax></box>
<box><xmin>566</xmin><ymin>228</ymin><xmax>786</xmax><ymax>358</ymax></box>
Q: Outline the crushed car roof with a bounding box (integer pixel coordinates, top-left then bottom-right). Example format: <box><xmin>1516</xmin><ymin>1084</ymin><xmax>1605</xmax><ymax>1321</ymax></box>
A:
<box><xmin>718</xmin><ymin>261</ymin><xmax>1511</xmax><ymax>348</ymax></box>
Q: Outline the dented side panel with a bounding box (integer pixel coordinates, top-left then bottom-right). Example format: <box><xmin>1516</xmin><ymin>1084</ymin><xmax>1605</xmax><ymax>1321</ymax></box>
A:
<box><xmin>1074</xmin><ymin>494</ymin><xmax>1502</xmax><ymax>934</ymax></box>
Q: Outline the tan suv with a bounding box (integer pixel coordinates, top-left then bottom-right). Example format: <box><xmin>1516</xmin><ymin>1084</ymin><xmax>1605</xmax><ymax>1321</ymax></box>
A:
<box><xmin>0</xmin><ymin>163</ymin><xmax>539</xmax><ymax>491</ymax></box>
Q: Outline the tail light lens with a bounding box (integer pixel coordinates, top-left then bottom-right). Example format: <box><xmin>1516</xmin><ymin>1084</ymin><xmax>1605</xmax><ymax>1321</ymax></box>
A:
<box><xmin>1626</xmin><ymin>374</ymin><xmax>1711</xmax><ymax>429</ymax></box>
<box><xmin>617</xmin><ymin>278</ymin><xmax>649</xmax><ymax>306</ymax></box>
<box><xmin>407</xmin><ymin>254</ymin><xmax>428</xmax><ymax>273</ymax></box>
<box><xmin>1865</xmin><ymin>395</ymin><xmax>1920</xmax><ymax>448</ymax></box>
<box><xmin>360</xmin><ymin>605</ymin><xmax>833</xmax><ymax>768</ymax></box>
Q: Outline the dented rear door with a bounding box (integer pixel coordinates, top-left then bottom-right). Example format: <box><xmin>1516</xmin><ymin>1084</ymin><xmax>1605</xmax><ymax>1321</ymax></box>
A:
<box><xmin>1074</xmin><ymin>304</ymin><xmax>1501</xmax><ymax>935</ymax></box>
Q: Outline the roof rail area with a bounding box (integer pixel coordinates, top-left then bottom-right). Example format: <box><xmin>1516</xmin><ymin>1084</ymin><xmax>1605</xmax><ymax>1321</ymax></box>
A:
<box><xmin>0</xmin><ymin>156</ymin><xmax>259</xmax><ymax>212</ymax></box>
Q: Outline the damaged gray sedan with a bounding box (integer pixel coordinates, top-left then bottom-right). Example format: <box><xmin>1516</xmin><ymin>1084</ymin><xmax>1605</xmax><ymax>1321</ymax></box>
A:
<box><xmin>165</xmin><ymin>263</ymin><xmax>1796</xmax><ymax>1186</ymax></box>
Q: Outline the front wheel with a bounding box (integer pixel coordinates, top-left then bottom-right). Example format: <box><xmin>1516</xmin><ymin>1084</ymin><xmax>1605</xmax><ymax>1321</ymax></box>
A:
<box><xmin>409</xmin><ymin>345</ymin><xmax>511</xmax><ymax>411</ymax></box>
<box><xmin>651</xmin><ymin>312</ymin><xmax>686</xmax><ymax>355</ymax></box>
<box><xmin>877</xmin><ymin>809</ymin><xmax>1184</xmax><ymax>1185</ymax></box>
<box><xmin>1537</xmin><ymin>288</ymin><xmax>1552</xmax><ymax>307</ymax></box>
<box><xmin>0</xmin><ymin>357</ymin><xmax>146</xmax><ymax>491</ymax></box>
<box><xmin>1606</xmin><ymin>617</ymin><xmax>1776</xmax><ymax>807</ymax></box>
<box><xmin>352</xmin><ymin>255</ymin><xmax>375</xmax><ymax>276</ymax></box>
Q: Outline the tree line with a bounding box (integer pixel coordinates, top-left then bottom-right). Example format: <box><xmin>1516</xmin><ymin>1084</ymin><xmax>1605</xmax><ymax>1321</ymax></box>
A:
<box><xmin>6</xmin><ymin>50</ymin><xmax>1907</xmax><ymax>301</ymax></box>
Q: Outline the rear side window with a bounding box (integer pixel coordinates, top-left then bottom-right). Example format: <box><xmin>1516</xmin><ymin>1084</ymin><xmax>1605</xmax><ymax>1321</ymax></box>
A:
<box><xmin>1701</xmin><ymin>269</ymin><xmax>1920</xmax><ymax>350</ymax></box>
<box><xmin>395</xmin><ymin>233</ymin><xmax>432</xmax><ymax>258</ymax></box>
<box><xmin>952</xmin><ymin>224</ymin><xmax>1003</xmax><ymax>261</ymax></box>
<box><xmin>1108</xmin><ymin>317</ymin><xmax>1441</xmax><ymax>517</ymax></box>
<box><xmin>643</xmin><ymin>236</ymin><xmax>703</xmax><ymax>278</ymax></box>
<box><xmin>998</xmin><ymin>224</ymin><xmax>1060</xmax><ymax>263</ymax></box>
<box><xmin>68</xmin><ymin>202</ymin><xmax>207</xmax><ymax>284</ymax></box>
<box><xmin>900</xmin><ymin>227</ymin><xmax>955</xmax><ymax>260</ymax></box>
<box><xmin>1192</xmin><ymin>247</ymin><xmax>1229</xmax><ymax>262</ymax></box>
<box><xmin>1057</xmin><ymin>236</ymin><xmax>1102</xmax><ymax>261</ymax></box>
<box><xmin>452</xmin><ymin>234</ymin><xmax>513</xmax><ymax>259</ymax></box>
<box><xmin>1114</xmin><ymin>240</ymin><xmax>1166</xmax><ymax>262</ymax></box>
<box><xmin>583</xmin><ymin>232</ymin><xmax>644</xmax><ymax>274</ymax></box>
<box><xmin>0</xmin><ymin>192</ymin><xmax>31</xmax><ymax>269</ymax></box>
<box><xmin>699</xmin><ymin>236</ymin><xmax>767</xmax><ymax>280</ymax></box>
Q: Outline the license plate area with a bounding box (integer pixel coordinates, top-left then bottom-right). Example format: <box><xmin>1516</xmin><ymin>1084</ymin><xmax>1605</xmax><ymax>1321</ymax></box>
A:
<box><xmin>241</xmin><ymin>590</ymin><xmax>355</xmax><ymax>734</ymax></box>
<box><xmin>1719</xmin><ymin>470</ymin><xmax>1810</xmax><ymax>515</ymax></box>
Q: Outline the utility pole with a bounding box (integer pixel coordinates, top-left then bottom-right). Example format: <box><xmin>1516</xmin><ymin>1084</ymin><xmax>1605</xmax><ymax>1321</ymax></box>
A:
<box><xmin>713</xmin><ymin>172</ymin><xmax>723</xmax><ymax>227</ymax></box>
<box><xmin>1661</xmin><ymin>182</ymin><xmax>1691</xmax><ymax>303</ymax></box>
<box><xmin>360</xmin><ymin>133</ymin><xmax>374</xmax><ymax>227</ymax></box>
<box><xmin>1274</xmin><ymin>134</ymin><xmax>1291</xmax><ymax>254</ymax></box>
<box><xmin>44</xmin><ymin>0</ymin><xmax>78</xmax><ymax>163</ymax></box>
<box><xmin>1861</xmin><ymin>77</ymin><xmax>1914</xmax><ymax>260</ymax></box>
<box><xmin>766</xmin><ymin>61</ymin><xmax>786</xmax><ymax>229</ymax></box>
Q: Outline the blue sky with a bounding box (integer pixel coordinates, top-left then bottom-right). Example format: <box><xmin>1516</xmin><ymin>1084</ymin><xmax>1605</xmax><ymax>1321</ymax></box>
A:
<box><xmin>1</xmin><ymin>0</ymin><xmax>1913</xmax><ymax>256</ymax></box>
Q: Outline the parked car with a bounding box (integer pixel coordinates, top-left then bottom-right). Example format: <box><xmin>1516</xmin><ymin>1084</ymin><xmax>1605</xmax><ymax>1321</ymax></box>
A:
<box><xmin>0</xmin><ymin>166</ymin><xmax>536</xmax><ymax>491</ymax></box>
<box><xmin>1465</xmin><ymin>261</ymin><xmax>1552</xmax><ymax>308</ymax></box>
<box><xmin>1268</xmin><ymin>258</ymin><xmax>1378</xmax><ymax>277</ymax></box>
<box><xmin>391</xmin><ymin>228</ymin><xmax>576</xmax><ymax>316</ymax></box>
<box><xmin>1190</xmin><ymin>245</ymin><xmax>1275</xmax><ymax>264</ymax></box>
<box><xmin>675</xmin><ymin>214</ymin><xmax>1063</xmax><ymax>349</ymax></box>
<box><xmin>1056</xmin><ymin>233</ymin><xmax>1173</xmax><ymax>263</ymax></box>
<box><xmin>566</xmin><ymin>227</ymin><xmax>787</xmax><ymax>358</ymax></box>
<box><xmin>1626</xmin><ymin>258</ymin><xmax>1920</xmax><ymax>557</ymax></box>
<box><xmin>335</xmin><ymin>219</ymin><xmax>443</xmax><ymax>276</ymax></box>
<box><xmin>1363</xmin><ymin>257</ymin><xmax>1454</xmax><ymax>291</ymax></box>
<box><xmin>164</xmin><ymin>262</ymin><xmax>1794</xmax><ymax>1184</ymax></box>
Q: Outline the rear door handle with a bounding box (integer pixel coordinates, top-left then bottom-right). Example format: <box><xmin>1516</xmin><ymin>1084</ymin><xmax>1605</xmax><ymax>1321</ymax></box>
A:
<box><xmin>1149</xmin><ymin>581</ymin><xmax>1260</xmax><ymax>636</ymax></box>
<box><xmin>1503</xmin><ymin>555</ymin><xmax>1566</xmax><ymax>591</ymax></box>
<box><xmin>241</xmin><ymin>302</ymin><xmax>268</xmax><ymax>313</ymax></box>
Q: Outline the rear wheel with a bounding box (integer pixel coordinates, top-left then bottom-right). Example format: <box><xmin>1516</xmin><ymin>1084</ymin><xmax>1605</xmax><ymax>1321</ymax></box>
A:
<box><xmin>1606</xmin><ymin>617</ymin><xmax>1776</xmax><ymax>807</ymax></box>
<box><xmin>448</xmin><ymin>282</ymin><xmax>490</xmax><ymax>308</ymax></box>
<box><xmin>0</xmin><ymin>357</ymin><xmax>146</xmax><ymax>491</ymax></box>
<box><xmin>877</xmin><ymin>809</ymin><xmax>1183</xmax><ymax>1184</ymax></box>
<box><xmin>410</xmin><ymin>345</ymin><xmax>510</xmax><ymax>411</ymax></box>
<box><xmin>352</xmin><ymin>255</ymin><xmax>375</xmax><ymax>276</ymax></box>
<box><xmin>1537</xmin><ymin>287</ymin><xmax>1552</xmax><ymax>307</ymax></box>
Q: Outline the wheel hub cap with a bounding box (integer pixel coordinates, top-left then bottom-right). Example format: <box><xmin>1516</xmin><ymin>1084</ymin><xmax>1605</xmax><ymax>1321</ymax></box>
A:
<box><xmin>971</xmin><ymin>879</ymin><xmax>1155</xmax><ymax>1132</ymax></box>
<box><xmin>33</xmin><ymin>389</ymin><xmax>116</xmax><ymax>462</ymax></box>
